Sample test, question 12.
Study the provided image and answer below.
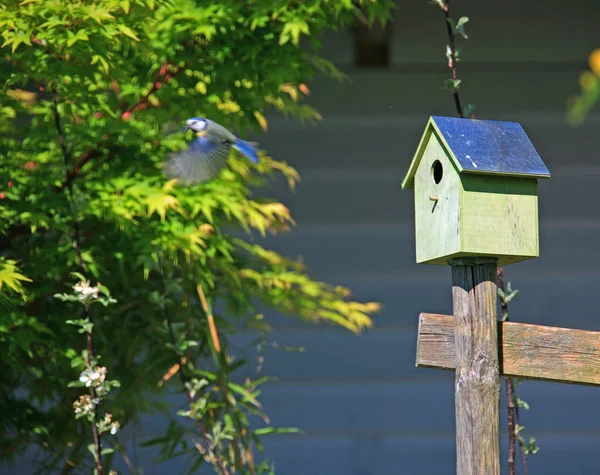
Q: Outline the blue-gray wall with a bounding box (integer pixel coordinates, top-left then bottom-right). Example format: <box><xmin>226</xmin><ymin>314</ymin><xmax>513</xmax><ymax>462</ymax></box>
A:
<box><xmin>250</xmin><ymin>1</ymin><xmax>600</xmax><ymax>473</ymax></box>
<box><xmin>9</xmin><ymin>0</ymin><xmax>600</xmax><ymax>473</ymax></box>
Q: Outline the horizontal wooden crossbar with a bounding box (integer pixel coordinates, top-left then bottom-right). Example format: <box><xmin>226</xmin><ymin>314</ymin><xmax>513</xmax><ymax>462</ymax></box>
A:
<box><xmin>416</xmin><ymin>313</ymin><xmax>600</xmax><ymax>386</ymax></box>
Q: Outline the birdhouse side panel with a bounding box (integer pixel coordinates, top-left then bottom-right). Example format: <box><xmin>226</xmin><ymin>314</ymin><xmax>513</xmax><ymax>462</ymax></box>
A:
<box><xmin>414</xmin><ymin>135</ymin><xmax>462</xmax><ymax>264</ymax></box>
<box><xmin>459</xmin><ymin>175</ymin><xmax>539</xmax><ymax>263</ymax></box>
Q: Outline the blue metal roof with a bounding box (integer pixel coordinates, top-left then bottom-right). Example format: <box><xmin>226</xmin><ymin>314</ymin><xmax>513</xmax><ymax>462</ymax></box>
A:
<box><xmin>402</xmin><ymin>116</ymin><xmax>551</xmax><ymax>189</ymax></box>
<box><xmin>431</xmin><ymin>116</ymin><xmax>550</xmax><ymax>176</ymax></box>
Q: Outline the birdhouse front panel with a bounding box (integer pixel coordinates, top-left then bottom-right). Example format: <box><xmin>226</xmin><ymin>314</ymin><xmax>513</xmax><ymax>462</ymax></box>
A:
<box><xmin>402</xmin><ymin>116</ymin><xmax>550</xmax><ymax>267</ymax></box>
<box><xmin>414</xmin><ymin>131</ymin><xmax>461</xmax><ymax>264</ymax></box>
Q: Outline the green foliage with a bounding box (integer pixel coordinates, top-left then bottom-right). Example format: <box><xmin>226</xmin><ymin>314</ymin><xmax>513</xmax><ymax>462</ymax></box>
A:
<box><xmin>497</xmin><ymin>281</ymin><xmax>519</xmax><ymax>321</ymax></box>
<box><xmin>0</xmin><ymin>0</ymin><xmax>394</xmax><ymax>472</ymax></box>
<box><xmin>447</xmin><ymin>16</ymin><xmax>469</xmax><ymax>40</ymax></box>
<box><xmin>443</xmin><ymin>78</ymin><xmax>462</xmax><ymax>91</ymax></box>
<box><xmin>0</xmin><ymin>258</ymin><xmax>32</xmax><ymax>296</ymax></box>
<box><xmin>568</xmin><ymin>48</ymin><xmax>600</xmax><ymax>125</ymax></box>
<box><xmin>515</xmin><ymin>425</ymin><xmax>540</xmax><ymax>456</ymax></box>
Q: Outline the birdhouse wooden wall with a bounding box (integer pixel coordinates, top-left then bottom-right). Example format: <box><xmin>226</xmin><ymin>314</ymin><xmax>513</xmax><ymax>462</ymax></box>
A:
<box><xmin>414</xmin><ymin>132</ymin><xmax>461</xmax><ymax>264</ymax></box>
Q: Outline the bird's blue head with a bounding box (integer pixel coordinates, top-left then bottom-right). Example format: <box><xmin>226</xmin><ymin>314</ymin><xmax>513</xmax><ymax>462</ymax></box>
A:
<box><xmin>184</xmin><ymin>117</ymin><xmax>208</xmax><ymax>133</ymax></box>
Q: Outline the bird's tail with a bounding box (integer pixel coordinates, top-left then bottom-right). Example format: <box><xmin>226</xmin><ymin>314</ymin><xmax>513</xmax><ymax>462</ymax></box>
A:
<box><xmin>232</xmin><ymin>139</ymin><xmax>259</xmax><ymax>163</ymax></box>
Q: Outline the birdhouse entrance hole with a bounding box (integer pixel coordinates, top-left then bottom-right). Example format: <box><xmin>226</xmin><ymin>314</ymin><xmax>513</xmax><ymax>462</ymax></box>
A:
<box><xmin>431</xmin><ymin>160</ymin><xmax>443</xmax><ymax>184</ymax></box>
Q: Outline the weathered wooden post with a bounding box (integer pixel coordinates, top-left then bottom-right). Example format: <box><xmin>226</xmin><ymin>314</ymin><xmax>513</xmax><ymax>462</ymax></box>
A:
<box><xmin>402</xmin><ymin>117</ymin><xmax>551</xmax><ymax>474</ymax></box>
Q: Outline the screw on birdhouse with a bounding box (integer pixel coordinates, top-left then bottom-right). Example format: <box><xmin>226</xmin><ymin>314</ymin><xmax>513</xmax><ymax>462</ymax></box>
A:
<box><xmin>402</xmin><ymin>116</ymin><xmax>552</xmax><ymax>475</ymax></box>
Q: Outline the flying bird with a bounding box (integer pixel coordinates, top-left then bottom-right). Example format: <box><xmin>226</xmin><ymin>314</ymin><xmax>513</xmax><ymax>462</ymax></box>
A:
<box><xmin>164</xmin><ymin>117</ymin><xmax>260</xmax><ymax>184</ymax></box>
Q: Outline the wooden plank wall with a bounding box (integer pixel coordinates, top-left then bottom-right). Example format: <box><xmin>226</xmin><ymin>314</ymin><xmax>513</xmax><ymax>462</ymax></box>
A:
<box><xmin>240</xmin><ymin>1</ymin><xmax>600</xmax><ymax>473</ymax></box>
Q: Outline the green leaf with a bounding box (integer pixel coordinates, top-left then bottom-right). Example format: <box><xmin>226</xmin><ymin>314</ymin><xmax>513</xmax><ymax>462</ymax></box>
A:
<box><xmin>463</xmin><ymin>103</ymin><xmax>476</xmax><ymax>117</ymax></box>
<box><xmin>3</xmin><ymin>32</ymin><xmax>32</xmax><ymax>53</ymax></box>
<box><xmin>67</xmin><ymin>30</ymin><xmax>90</xmax><ymax>47</ymax></box>
<box><xmin>428</xmin><ymin>0</ymin><xmax>446</xmax><ymax>9</ymax></box>
<box><xmin>0</xmin><ymin>260</ymin><xmax>32</xmax><ymax>295</ymax></box>
<box><xmin>455</xmin><ymin>16</ymin><xmax>469</xmax><ymax>39</ymax></box>
<box><xmin>116</xmin><ymin>24</ymin><xmax>140</xmax><ymax>41</ymax></box>
<box><xmin>457</xmin><ymin>16</ymin><xmax>469</xmax><ymax>28</ymax></box>
<box><xmin>89</xmin><ymin>7</ymin><xmax>114</xmax><ymax>24</ymax></box>
<box><xmin>253</xmin><ymin>427</ymin><xmax>302</xmax><ymax>436</ymax></box>
<box><xmin>280</xmin><ymin>19</ymin><xmax>310</xmax><ymax>46</ymax></box>
<box><xmin>443</xmin><ymin>78</ymin><xmax>462</xmax><ymax>91</ymax></box>
<box><xmin>87</xmin><ymin>443</ymin><xmax>97</xmax><ymax>457</ymax></box>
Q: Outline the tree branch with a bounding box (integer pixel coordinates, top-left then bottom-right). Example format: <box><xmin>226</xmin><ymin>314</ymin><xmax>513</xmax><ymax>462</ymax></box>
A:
<box><xmin>51</xmin><ymin>87</ymin><xmax>104</xmax><ymax>475</ymax></box>
<box><xmin>441</xmin><ymin>0</ymin><xmax>464</xmax><ymax>117</ymax></box>
<box><xmin>56</xmin><ymin>149</ymin><xmax>103</xmax><ymax>192</ymax></box>
<box><xmin>52</xmin><ymin>89</ymin><xmax>86</xmax><ymax>271</ymax></box>
<box><xmin>121</xmin><ymin>61</ymin><xmax>179</xmax><ymax>119</ymax></box>
<box><xmin>498</xmin><ymin>268</ymin><xmax>517</xmax><ymax>475</ymax></box>
<box><xmin>498</xmin><ymin>268</ymin><xmax>530</xmax><ymax>475</ymax></box>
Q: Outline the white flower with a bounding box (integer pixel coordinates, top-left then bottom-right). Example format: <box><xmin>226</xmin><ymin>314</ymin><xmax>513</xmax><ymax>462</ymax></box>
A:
<box><xmin>73</xmin><ymin>394</ymin><xmax>98</xmax><ymax>415</ymax></box>
<box><xmin>101</xmin><ymin>414</ymin><xmax>120</xmax><ymax>435</ymax></box>
<box><xmin>79</xmin><ymin>369</ymin><xmax>94</xmax><ymax>386</ymax></box>
<box><xmin>72</xmin><ymin>280</ymin><xmax>101</xmax><ymax>300</ymax></box>
<box><xmin>79</xmin><ymin>366</ymin><xmax>107</xmax><ymax>388</ymax></box>
<box><xmin>110</xmin><ymin>421</ymin><xmax>120</xmax><ymax>435</ymax></box>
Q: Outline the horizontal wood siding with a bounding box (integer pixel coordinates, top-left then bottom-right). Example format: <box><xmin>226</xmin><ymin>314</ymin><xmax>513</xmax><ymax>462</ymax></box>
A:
<box><xmin>242</xmin><ymin>6</ymin><xmax>600</xmax><ymax>468</ymax></box>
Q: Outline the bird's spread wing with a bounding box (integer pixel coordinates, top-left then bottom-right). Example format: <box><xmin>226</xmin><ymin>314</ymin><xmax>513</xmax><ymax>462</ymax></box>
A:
<box><xmin>205</xmin><ymin>121</ymin><xmax>237</xmax><ymax>144</ymax></box>
<box><xmin>164</xmin><ymin>137</ymin><xmax>231</xmax><ymax>184</ymax></box>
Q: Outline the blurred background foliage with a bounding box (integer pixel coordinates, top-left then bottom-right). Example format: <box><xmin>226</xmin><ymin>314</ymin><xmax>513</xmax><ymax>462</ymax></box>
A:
<box><xmin>568</xmin><ymin>48</ymin><xmax>600</xmax><ymax>124</ymax></box>
<box><xmin>0</xmin><ymin>0</ymin><xmax>394</xmax><ymax>473</ymax></box>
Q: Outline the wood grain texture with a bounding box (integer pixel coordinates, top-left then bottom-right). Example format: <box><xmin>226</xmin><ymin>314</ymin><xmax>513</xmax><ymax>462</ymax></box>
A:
<box><xmin>450</xmin><ymin>259</ymin><xmax>500</xmax><ymax>475</ymax></box>
<box><xmin>417</xmin><ymin>313</ymin><xmax>600</xmax><ymax>386</ymax></box>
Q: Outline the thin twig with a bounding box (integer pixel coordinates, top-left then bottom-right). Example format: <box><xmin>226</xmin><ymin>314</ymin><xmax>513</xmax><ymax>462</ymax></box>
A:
<box><xmin>197</xmin><ymin>283</ymin><xmax>249</xmax><ymax>470</ymax></box>
<box><xmin>196</xmin><ymin>283</ymin><xmax>222</xmax><ymax>354</ymax></box>
<box><xmin>113</xmin><ymin>441</ymin><xmax>137</xmax><ymax>475</ymax></box>
<box><xmin>516</xmin><ymin>401</ymin><xmax>530</xmax><ymax>475</ymax></box>
<box><xmin>506</xmin><ymin>377</ymin><xmax>518</xmax><ymax>473</ymax></box>
<box><xmin>158</xmin><ymin>261</ymin><xmax>229</xmax><ymax>475</ymax></box>
<box><xmin>56</xmin><ymin>149</ymin><xmax>103</xmax><ymax>192</ymax></box>
<box><xmin>52</xmin><ymin>89</ymin><xmax>86</xmax><ymax>272</ymax></box>
<box><xmin>52</xmin><ymin>87</ymin><xmax>104</xmax><ymax>475</ymax></box>
<box><xmin>121</xmin><ymin>61</ymin><xmax>179</xmax><ymax>118</ymax></box>
<box><xmin>164</xmin><ymin>304</ymin><xmax>230</xmax><ymax>475</ymax></box>
<box><xmin>498</xmin><ymin>268</ymin><xmax>530</xmax><ymax>475</ymax></box>
<box><xmin>498</xmin><ymin>268</ymin><xmax>516</xmax><ymax>475</ymax></box>
<box><xmin>441</xmin><ymin>0</ymin><xmax>464</xmax><ymax>117</ymax></box>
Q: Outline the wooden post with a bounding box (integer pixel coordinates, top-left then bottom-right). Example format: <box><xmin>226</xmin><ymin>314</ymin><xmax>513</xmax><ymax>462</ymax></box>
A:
<box><xmin>450</xmin><ymin>258</ymin><xmax>500</xmax><ymax>475</ymax></box>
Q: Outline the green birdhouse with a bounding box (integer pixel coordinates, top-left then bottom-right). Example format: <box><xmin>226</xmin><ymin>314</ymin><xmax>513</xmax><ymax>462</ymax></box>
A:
<box><xmin>402</xmin><ymin>116</ymin><xmax>551</xmax><ymax>266</ymax></box>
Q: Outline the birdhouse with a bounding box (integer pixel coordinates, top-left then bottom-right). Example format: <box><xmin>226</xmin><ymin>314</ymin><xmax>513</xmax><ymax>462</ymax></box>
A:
<box><xmin>402</xmin><ymin>116</ymin><xmax>550</xmax><ymax>266</ymax></box>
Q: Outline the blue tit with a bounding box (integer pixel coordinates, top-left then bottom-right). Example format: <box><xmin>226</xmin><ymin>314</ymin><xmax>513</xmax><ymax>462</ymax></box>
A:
<box><xmin>164</xmin><ymin>117</ymin><xmax>260</xmax><ymax>184</ymax></box>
